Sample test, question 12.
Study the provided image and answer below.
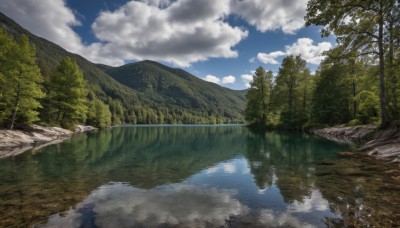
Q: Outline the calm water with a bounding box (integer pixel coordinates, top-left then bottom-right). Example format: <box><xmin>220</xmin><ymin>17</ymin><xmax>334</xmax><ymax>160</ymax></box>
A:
<box><xmin>0</xmin><ymin>125</ymin><xmax>399</xmax><ymax>227</ymax></box>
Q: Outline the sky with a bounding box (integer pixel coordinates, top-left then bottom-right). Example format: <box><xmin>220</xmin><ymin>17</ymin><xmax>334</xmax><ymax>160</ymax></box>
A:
<box><xmin>0</xmin><ymin>0</ymin><xmax>335</xmax><ymax>90</ymax></box>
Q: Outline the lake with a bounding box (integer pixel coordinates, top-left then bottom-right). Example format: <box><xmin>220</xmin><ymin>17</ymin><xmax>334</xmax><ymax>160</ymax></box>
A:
<box><xmin>0</xmin><ymin>125</ymin><xmax>399</xmax><ymax>227</ymax></box>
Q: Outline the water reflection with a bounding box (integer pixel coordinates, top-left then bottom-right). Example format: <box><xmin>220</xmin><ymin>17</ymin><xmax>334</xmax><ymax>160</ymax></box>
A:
<box><xmin>0</xmin><ymin>126</ymin><xmax>247</xmax><ymax>226</ymax></box>
<box><xmin>245</xmin><ymin>130</ymin><xmax>346</xmax><ymax>203</ymax></box>
<box><xmin>41</xmin><ymin>183</ymin><xmax>248</xmax><ymax>227</ymax></box>
<box><xmin>0</xmin><ymin>125</ymin><xmax>398</xmax><ymax>227</ymax></box>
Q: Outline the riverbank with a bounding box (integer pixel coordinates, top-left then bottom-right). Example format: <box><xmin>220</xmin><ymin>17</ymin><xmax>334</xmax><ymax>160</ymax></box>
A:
<box><xmin>315</xmin><ymin>125</ymin><xmax>400</xmax><ymax>165</ymax></box>
<box><xmin>0</xmin><ymin>124</ymin><xmax>97</xmax><ymax>159</ymax></box>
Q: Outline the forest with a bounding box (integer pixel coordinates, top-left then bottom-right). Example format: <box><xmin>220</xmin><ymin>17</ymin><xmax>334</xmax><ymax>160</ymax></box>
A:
<box><xmin>245</xmin><ymin>0</ymin><xmax>400</xmax><ymax>130</ymax></box>
<box><xmin>0</xmin><ymin>29</ymin><xmax>240</xmax><ymax>130</ymax></box>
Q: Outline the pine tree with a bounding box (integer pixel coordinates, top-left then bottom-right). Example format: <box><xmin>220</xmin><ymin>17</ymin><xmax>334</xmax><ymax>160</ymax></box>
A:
<box><xmin>48</xmin><ymin>57</ymin><xmax>88</xmax><ymax>129</ymax></box>
<box><xmin>0</xmin><ymin>28</ymin><xmax>14</xmax><ymax>125</ymax></box>
<box><xmin>245</xmin><ymin>66</ymin><xmax>272</xmax><ymax>128</ymax></box>
<box><xmin>1</xmin><ymin>34</ymin><xmax>44</xmax><ymax>129</ymax></box>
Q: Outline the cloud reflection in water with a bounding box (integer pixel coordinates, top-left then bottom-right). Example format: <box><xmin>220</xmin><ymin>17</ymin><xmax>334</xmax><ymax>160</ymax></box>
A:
<box><xmin>41</xmin><ymin>182</ymin><xmax>248</xmax><ymax>227</ymax></box>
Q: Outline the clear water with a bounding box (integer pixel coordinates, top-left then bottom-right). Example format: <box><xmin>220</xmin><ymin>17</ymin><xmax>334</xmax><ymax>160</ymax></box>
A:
<box><xmin>0</xmin><ymin>125</ymin><xmax>399</xmax><ymax>227</ymax></box>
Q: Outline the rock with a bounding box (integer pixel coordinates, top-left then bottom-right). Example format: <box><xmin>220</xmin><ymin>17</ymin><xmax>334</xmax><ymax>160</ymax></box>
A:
<box><xmin>75</xmin><ymin>125</ymin><xmax>97</xmax><ymax>133</ymax></box>
<box><xmin>315</xmin><ymin>125</ymin><xmax>377</xmax><ymax>144</ymax></box>
<box><xmin>0</xmin><ymin>125</ymin><xmax>92</xmax><ymax>159</ymax></box>
<box><xmin>316</xmin><ymin>125</ymin><xmax>400</xmax><ymax>165</ymax></box>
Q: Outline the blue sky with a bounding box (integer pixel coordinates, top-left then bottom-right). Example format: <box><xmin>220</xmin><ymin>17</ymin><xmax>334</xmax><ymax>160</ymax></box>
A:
<box><xmin>0</xmin><ymin>0</ymin><xmax>335</xmax><ymax>90</ymax></box>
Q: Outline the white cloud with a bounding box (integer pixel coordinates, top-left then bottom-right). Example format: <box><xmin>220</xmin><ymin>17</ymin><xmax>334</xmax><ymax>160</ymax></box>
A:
<box><xmin>222</xmin><ymin>75</ymin><xmax>236</xmax><ymax>84</ymax></box>
<box><xmin>91</xmin><ymin>0</ymin><xmax>248</xmax><ymax>67</ymax></box>
<box><xmin>257</xmin><ymin>51</ymin><xmax>286</xmax><ymax>64</ymax></box>
<box><xmin>0</xmin><ymin>0</ymin><xmax>82</xmax><ymax>54</ymax></box>
<box><xmin>230</xmin><ymin>0</ymin><xmax>308</xmax><ymax>34</ymax></box>
<box><xmin>202</xmin><ymin>75</ymin><xmax>221</xmax><ymax>84</ymax></box>
<box><xmin>241</xmin><ymin>74</ymin><xmax>254</xmax><ymax>88</ymax></box>
<box><xmin>202</xmin><ymin>75</ymin><xmax>236</xmax><ymax>84</ymax></box>
<box><xmin>257</xmin><ymin>38</ymin><xmax>333</xmax><ymax>65</ymax></box>
<box><xmin>0</xmin><ymin>0</ymin><xmax>247</xmax><ymax>67</ymax></box>
<box><xmin>285</xmin><ymin>38</ymin><xmax>332</xmax><ymax>65</ymax></box>
<box><xmin>0</xmin><ymin>0</ymin><xmax>311</xmax><ymax>67</ymax></box>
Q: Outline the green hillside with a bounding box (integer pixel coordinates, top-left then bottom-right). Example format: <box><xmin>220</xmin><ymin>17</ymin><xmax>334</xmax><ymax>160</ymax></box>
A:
<box><xmin>106</xmin><ymin>60</ymin><xmax>245</xmax><ymax>120</ymax></box>
<box><xmin>0</xmin><ymin>12</ymin><xmax>245</xmax><ymax>124</ymax></box>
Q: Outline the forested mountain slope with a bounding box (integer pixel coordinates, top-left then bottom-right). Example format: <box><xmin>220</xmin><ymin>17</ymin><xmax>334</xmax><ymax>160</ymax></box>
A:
<box><xmin>0</xmin><ymin>12</ymin><xmax>245</xmax><ymax>124</ymax></box>
<box><xmin>106</xmin><ymin>60</ymin><xmax>245</xmax><ymax>119</ymax></box>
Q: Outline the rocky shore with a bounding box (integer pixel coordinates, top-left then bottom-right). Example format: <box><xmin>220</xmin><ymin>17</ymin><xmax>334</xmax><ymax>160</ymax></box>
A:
<box><xmin>315</xmin><ymin>125</ymin><xmax>400</xmax><ymax>165</ymax></box>
<box><xmin>0</xmin><ymin>124</ymin><xmax>97</xmax><ymax>159</ymax></box>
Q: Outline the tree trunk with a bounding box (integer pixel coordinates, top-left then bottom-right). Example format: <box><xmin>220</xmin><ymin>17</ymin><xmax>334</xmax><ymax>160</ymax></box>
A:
<box><xmin>378</xmin><ymin>2</ymin><xmax>390</xmax><ymax>128</ymax></box>
<box><xmin>388</xmin><ymin>19</ymin><xmax>399</xmax><ymax>119</ymax></box>
<box><xmin>9</xmin><ymin>90</ymin><xmax>20</xmax><ymax>130</ymax></box>
<box><xmin>9</xmin><ymin>75</ymin><xmax>23</xmax><ymax>130</ymax></box>
<box><xmin>352</xmin><ymin>78</ymin><xmax>357</xmax><ymax>119</ymax></box>
<box><xmin>57</xmin><ymin>110</ymin><xmax>63</xmax><ymax>122</ymax></box>
<box><xmin>261</xmin><ymin>78</ymin><xmax>266</xmax><ymax>124</ymax></box>
<box><xmin>303</xmin><ymin>85</ymin><xmax>307</xmax><ymax>112</ymax></box>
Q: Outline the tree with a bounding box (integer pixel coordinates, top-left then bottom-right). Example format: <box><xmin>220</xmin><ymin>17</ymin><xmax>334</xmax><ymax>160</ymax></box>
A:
<box><xmin>312</xmin><ymin>64</ymin><xmax>352</xmax><ymax>125</ymax></box>
<box><xmin>305</xmin><ymin>0</ymin><xmax>399</xmax><ymax>127</ymax></box>
<box><xmin>245</xmin><ymin>67</ymin><xmax>272</xmax><ymax>128</ymax></box>
<box><xmin>1</xmin><ymin>34</ymin><xmax>44</xmax><ymax>129</ymax></box>
<box><xmin>87</xmin><ymin>98</ymin><xmax>112</xmax><ymax>129</ymax></box>
<box><xmin>48</xmin><ymin>57</ymin><xmax>88</xmax><ymax>129</ymax></box>
<box><xmin>355</xmin><ymin>90</ymin><xmax>380</xmax><ymax>124</ymax></box>
<box><xmin>276</xmin><ymin>56</ymin><xmax>307</xmax><ymax>111</ymax></box>
<box><xmin>274</xmin><ymin>55</ymin><xmax>309</xmax><ymax>129</ymax></box>
<box><xmin>0</xmin><ymin>28</ymin><xmax>14</xmax><ymax>125</ymax></box>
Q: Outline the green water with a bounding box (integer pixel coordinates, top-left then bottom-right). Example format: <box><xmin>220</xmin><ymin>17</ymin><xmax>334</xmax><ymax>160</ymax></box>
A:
<box><xmin>0</xmin><ymin>125</ymin><xmax>399</xmax><ymax>227</ymax></box>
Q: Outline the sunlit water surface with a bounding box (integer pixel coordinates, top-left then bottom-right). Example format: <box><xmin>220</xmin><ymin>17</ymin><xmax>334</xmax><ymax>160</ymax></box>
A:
<box><xmin>0</xmin><ymin>125</ymin><xmax>399</xmax><ymax>227</ymax></box>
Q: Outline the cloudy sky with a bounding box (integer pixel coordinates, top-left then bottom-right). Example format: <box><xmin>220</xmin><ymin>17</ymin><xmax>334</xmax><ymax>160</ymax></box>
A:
<box><xmin>0</xmin><ymin>0</ymin><xmax>335</xmax><ymax>89</ymax></box>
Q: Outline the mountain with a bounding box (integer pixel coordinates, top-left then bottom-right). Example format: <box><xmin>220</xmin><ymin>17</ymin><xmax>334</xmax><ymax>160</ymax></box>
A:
<box><xmin>0</xmin><ymin>12</ymin><xmax>246</xmax><ymax>123</ymax></box>
<box><xmin>0</xmin><ymin>12</ymin><xmax>141</xmax><ymax>106</ymax></box>
<box><xmin>105</xmin><ymin>60</ymin><xmax>246</xmax><ymax>119</ymax></box>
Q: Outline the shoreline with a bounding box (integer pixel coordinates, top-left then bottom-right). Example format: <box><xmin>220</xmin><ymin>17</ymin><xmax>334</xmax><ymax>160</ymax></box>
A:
<box><xmin>315</xmin><ymin>125</ymin><xmax>400</xmax><ymax>165</ymax></box>
<box><xmin>0</xmin><ymin>124</ymin><xmax>97</xmax><ymax>159</ymax></box>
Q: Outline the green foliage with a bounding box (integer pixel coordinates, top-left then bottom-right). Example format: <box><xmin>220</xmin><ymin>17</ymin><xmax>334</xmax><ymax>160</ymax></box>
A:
<box><xmin>312</xmin><ymin>64</ymin><xmax>352</xmax><ymax>126</ymax></box>
<box><xmin>274</xmin><ymin>55</ymin><xmax>310</xmax><ymax>129</ymax></box>
<box><xmin>305</xmin><ymin>0</ymin><xmax>400</xmax><ymax>127</ymax></box>
<box><xmin>0</xmin><ymin>31</ymin><xmax>44</xmax><ymax>129</ymax></box>
<box><xmin>245</xmin><ymin>67</ymin><xmax>272</xmax><ymax>128</ymax></box>
<box><xmin>47</xmin><ymin>57</ymin><xmax>88</xmax><ymax>129</ymax></box>
<box><xmin>245</xmin><ymin>56</ymin><xmax>314</xmax><ymax>130</ymax></box>
<box><xmin>87</xmin><ymin>99</ymin><xmax>112</xmax><ymax>129</ymax></box>
<box><xmin>0</xmin><ymin>28</ymin><xmax>14</xmax><ymax>125</ymax></box>
<box><xmin>355</xmin><ymin>91</ymin><xmax>380</xmax><ymax>124</ymax></box>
